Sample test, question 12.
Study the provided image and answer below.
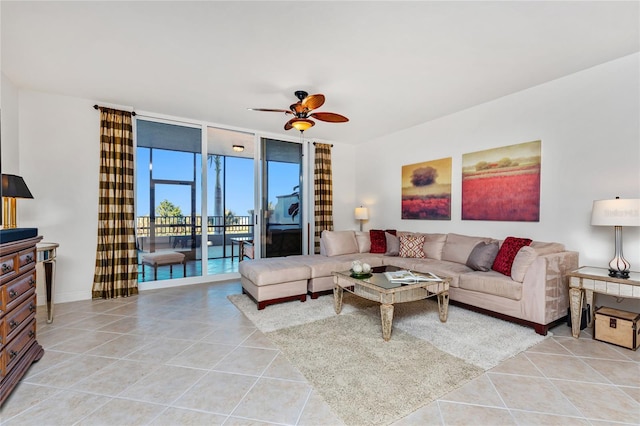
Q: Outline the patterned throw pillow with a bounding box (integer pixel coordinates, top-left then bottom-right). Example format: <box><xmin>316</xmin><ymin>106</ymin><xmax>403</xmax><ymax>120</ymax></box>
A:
<box><xmin>492</xmin><ymin>237</ymin><xmax>532</xmax><ymax>276</ymax></box>
<box><xmin>369</xmin><ymin>230</ymin><xmax>387</xmax><ymax>253</ymax></box>
<box><xmin>399</xmin><ymin>234</ymin><xmax>426</xmax><ymax>258</ymax></box>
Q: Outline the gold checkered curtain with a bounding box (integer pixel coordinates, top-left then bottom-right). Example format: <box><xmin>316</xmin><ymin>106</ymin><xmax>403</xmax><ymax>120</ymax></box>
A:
<box><xmin>92</xmin><ymin>107</ymin><xmax>138</xmax><ymax>299</ymax></box>
<box><xmin>314</xmin><ymin>143</ymin><xmax>334</xmax><ymax>254</ymax></box>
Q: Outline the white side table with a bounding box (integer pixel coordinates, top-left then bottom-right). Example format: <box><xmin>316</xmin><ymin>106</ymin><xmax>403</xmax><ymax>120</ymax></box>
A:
<box><xmin>37</xmin><ymin>242</ymin><xmax>59</xmax><ymax>324</ymax></box>
<box><xmin>567</xmin><ymin>266</ymin><xmax>640</xmax><ymax>338</ymax></box>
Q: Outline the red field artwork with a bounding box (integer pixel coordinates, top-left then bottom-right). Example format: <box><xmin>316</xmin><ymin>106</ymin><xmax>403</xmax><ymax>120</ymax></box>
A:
<box><xmin>461</xmin><ymin>140</ymin><xmax>541</xmax><ymax>222</ymax></box>
<box><xmin>402</xmin><ymin>194</ymin><xmax>451</xmax><ymax>220</ymax></box>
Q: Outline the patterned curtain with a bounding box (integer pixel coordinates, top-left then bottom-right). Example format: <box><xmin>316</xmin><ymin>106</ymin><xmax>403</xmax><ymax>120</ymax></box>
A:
<box><xmin>314</xmin><ymin>143</ymin><xmax>334</xmax><ymax>254</ymax></box>
<box><xmin>92</xmin><ymin>107</ymin><xmax>138</xmax><ymax>299</ymax></box>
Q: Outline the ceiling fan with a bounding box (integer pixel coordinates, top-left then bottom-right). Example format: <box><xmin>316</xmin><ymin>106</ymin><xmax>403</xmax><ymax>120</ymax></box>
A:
<box><xmin>249</xmin><ymin>90</ymin><xmax>349</xmax><ymax>132</ymax></box>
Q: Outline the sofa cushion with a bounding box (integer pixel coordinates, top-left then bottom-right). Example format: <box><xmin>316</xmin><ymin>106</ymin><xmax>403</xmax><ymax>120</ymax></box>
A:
<box><xmin>408</xmin><ymin>259</ymin><xmax>472</xmax><ymax>288</ymax></box>
<box><xmin>441</xmin><ymin>233</ymin><xmax>490</xmax><ymax>264</ymax></box>
<box><xmin>510</xmin><ymin>246</ymin><xmax>538</xmax><ymax>282</ymax></box>
<box><xmin>321</xmin><ymin>230</ymin><xmax>359</xmax><ymax>257</ymax></box>
<box><xmin>385</xmin><ymin>232</ymin><xmax>400</xmax><ymax>256</ymax></box>
<box><xmin>398</xmin><ymin>232</ymin><xmax>447</xmax><ymax>260</ymax></box>
<box><xmin>330</xmin><ymin>253</ymin><xmax>386</xmax><ymax>268</ymax></box>
<box><xmin>399</xmin><ymin>234</ymin><xmax>425</xmax><ymax>258</ymax></box>
<box><xmin>530</xmin><ymin>241</ymin><xmax>565</xmax><ymax>255</ymax></box>
<box><xmin>459</xmin><ymin>270</ymin><xmax>523</xmax><ymax>301</ymax></box>
<box><xmin>286</xmin><ymin>254</ymin><xmax>354</xmax><ymax>278</ymax></box>
<box><xmin>370</xmin><ymin>229</ymin><xmax>387</xmax><ymax>253</ymax></box>
<box><xmin>492</xmin><ymin>237</ymin><xmax>532</xmax><ymax>276</ymax></box>
<box><xmin>355</xmin><ymin>231</ymin><xmax>371</xmax><ymax>253</ymax></box>
<box><xmin>423</xmin><ymin>233</ymin><xmax>447</xmax><ymax>260</ymax></box>
<box><xmin>466</xmin><ymin>241</ymin><xmax>499</xmax><ymax>272</ymax></box>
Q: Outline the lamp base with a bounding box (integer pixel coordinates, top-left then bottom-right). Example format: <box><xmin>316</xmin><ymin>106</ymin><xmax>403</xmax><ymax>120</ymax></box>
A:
<box><xmin>2</xmin><ymin>197</ymin><xmax>18</xmax><ymax>229</ymax></box>
<box><xmin>608</xmin><ymin>269</ymin><xmax>630</xmax><ymax>279</ymax></box>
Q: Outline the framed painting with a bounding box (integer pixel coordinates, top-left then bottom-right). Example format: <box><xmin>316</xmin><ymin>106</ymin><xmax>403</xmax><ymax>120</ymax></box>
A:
<box><xmin>462</xmin><ymin>140</ymin><xmax>541</xmax><ymax>221</ymax></box>
<box><xmin>402</xmin><ymin>157</ymin><xmax>452</xmax><ymax>220</ymax></box>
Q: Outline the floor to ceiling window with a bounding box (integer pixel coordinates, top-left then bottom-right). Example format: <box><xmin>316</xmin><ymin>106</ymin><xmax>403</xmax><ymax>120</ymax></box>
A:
<box><xmin>136</xmin><ymin>119</ymin><xmax>203</xmax><ymax>282</ymax></box>
<box><xmin>261</xmin><ymin>138</ymin><xmax>304</xmax><ymax>258</ymax></box>
<box><xmin>206</xmin><ymin>126</ymin><xmax>255</xmax><ymax>265</ymax></box>
<box><xmin>135</xmin><ymin>118</ymin><xmax>305</xmax><ymax>284</ymax></box>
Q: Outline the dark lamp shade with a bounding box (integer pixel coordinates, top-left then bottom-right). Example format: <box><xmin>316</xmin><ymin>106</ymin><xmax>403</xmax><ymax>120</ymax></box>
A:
<box><xmin>1</xmin><ymin>174</ymin><xmax>34</xmax><ymax>199</ymax></box>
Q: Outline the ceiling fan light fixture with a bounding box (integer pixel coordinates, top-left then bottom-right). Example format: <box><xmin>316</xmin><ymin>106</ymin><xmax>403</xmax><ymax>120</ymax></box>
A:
<box><xmin>251</xmin><ymin>91</ymin><xmax>347</xmax><ymax>134</ymax></box>
<box><xmin>291</xmin><ymin>118</ymin><xmax>314</xmax><ymax>132</ymax></box>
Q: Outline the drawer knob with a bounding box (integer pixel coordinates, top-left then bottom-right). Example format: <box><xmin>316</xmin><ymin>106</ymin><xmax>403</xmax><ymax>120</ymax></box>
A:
<box><xmin>9</xmin><ymin>350</ymin><xmax>17</xmax><ymax>360</ymax></box>
<box><xmin>29</xmin><ymin>304</ymin><xmax>35</xmax><ymax>312</ymax></box>
<box><xmin>29</xmin><ymin>277</ymin><xmax>36</xmax><ymax>287</ymax></box>
<box><xmin>28</xmin><ymin>330</ymin><xmax>35</xmax><ymax>338</ymax></box>
<box><xmin>9</xmin><ymin>319</ymin><xmax>19</xmax><ymax>329</ymax></box>
<box><xmin>1</xmin><ymin>264</ymin><xmax>10</xmax><ymax>273</ymax></box>
<box><xmin>9</xmin><ymin>289</ymin><xmax>17</xmax><ymax>298</ymax></box>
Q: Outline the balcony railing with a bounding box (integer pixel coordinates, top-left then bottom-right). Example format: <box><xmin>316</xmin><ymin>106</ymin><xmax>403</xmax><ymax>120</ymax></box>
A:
<box><xmin>136</xmin><ymin>215</ymin><xmax>254</xmax><ymax>259</ymax></box>
<box><xmin>136</xmin><ymin>215</ymin><xmax>252</xmax><ymax>237</ymax></box>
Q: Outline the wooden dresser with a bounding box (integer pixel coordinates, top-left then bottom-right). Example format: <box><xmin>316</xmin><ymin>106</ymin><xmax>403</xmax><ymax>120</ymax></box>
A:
<box><xmin>0</xmin><ymin>234</ymin><xmax>43</xmax><ymax>406</ymax></box>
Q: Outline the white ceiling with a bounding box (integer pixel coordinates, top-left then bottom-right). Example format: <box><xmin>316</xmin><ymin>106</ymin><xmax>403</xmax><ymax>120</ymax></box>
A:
<box><xmin>2</xmin><ymin>1</ymin><xmax>638</xmax><ymax>144</ymax></box>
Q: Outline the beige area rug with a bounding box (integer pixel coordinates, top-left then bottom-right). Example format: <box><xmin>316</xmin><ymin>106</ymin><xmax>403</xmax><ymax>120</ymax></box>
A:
<box><xmin>229</xmin><ymin>294</ymin><xmax>551</xmax><ymax>425</ymax></box>
<box><xmin>267</xmin><ymin>312</ymin><xmax>482</xmax><ymax>426</ymax></box>
<box><xmin>228</xmin><ymin>293</ymin><xmax>550</xmax><ymax>370</ymax></box>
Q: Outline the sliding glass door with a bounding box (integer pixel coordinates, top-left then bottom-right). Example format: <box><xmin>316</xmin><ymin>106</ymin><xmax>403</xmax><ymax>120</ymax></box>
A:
<box><xmin>136</xmin><ymin>120</ymin><xmax>202</xmax><ymax>281</ymax></box>
<box><xmin>261</xmin><ymin>138</ymin><xmax>303</xmax><ymax>258</ymax></box>
<box><xmin>206</xmin><ymin>127</ymin><xmax>255</xmax><ymax>266</ymax></box>
<box><xmin>135</xmin><ymin>118</ymin><xmax>307</xmax><ymax>284</ymax></box>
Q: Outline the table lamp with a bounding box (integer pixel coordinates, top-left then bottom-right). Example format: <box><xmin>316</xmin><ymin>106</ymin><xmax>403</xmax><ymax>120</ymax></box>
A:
<box><xmin>591</xmin><ymin>197</ymin><xmax>640</xmax><ymax>278</ymax></box>
<box><xmin>1</xmin><ymin>174</ymin><xmax>34</xmax><ymax>229</ymax></box>
<box><xmin>355</xmin><ymin>206</ymin><xmax>368</xmax><ymax>232</ymax></box>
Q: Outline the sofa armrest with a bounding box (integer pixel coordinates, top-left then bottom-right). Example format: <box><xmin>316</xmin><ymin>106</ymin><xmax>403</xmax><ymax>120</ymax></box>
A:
<box><xmin>521</xmin><ymin>251</ymin><xmax>579</xmax><ymax>325</ymax></box>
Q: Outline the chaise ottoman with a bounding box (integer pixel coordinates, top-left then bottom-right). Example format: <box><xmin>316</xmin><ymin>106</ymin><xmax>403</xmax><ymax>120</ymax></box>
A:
<box><xmin>239</xmin><ymin>258</ymin><xmax>310</xmax><ymax>309</ymax></box>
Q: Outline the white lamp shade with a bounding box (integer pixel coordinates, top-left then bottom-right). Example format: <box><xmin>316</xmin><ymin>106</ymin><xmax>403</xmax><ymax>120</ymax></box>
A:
<box><xmin>354</xmin><ymin>207</ymin><xmax>369</xmax><ymax>220</ymax></box>
<box><xmin>591</xmin><ymin>198</ymin><xmax>640</xmax><ymax>227</ymax></box>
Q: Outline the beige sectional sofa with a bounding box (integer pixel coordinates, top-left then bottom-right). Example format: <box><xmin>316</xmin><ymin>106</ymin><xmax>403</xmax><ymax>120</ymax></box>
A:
<box><xmin>239</xmin><ymin>230</ymin><xmax>578</xmax><ymax>335</ymax></box>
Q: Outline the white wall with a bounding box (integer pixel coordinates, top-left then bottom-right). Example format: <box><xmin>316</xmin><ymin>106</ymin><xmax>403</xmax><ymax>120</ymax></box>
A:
<box><xmin>18</xmin><ymin>91</ymin><xmax>100</xmax><ymax>303</ymax></box>
<box><xmin>356</xmin><ymin>53</ymin><xmax>640</xmax><ymax>310</ymax></box>
<box><xmin>1</xmin><ymin>72</ymin><xmax>20</xmax><ymax>174</ymax></box>
<box><xmin>328</xmin><ymin>142</ymin><xmax>357</xmax><ymax>231</ymax></box>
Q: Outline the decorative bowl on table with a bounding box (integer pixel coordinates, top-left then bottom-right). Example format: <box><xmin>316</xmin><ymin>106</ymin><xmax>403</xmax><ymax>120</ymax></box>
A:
<box><xmin>350</xmin><ymin>260</ymin><xmax>372</xmax><ymax>278</ymax></box>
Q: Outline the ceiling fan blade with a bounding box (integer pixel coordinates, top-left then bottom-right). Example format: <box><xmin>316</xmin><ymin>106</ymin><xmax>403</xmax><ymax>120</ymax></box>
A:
<box><xmin>309</xmin><ymin>112</ymin><xmax>349</xmax><ymax>123</ymax></box>
<box><xmin>302</xmin><ymin>94</ymin><xmax>325</xmax><ymax>111</ymax></box>
<box><xmin>248</xmin><ymin>108</ymin><xmax>292</xmax><ymax>114</ymax></box>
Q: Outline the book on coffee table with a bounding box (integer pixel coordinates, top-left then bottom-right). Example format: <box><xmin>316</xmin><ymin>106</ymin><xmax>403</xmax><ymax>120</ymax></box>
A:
<box><xmin>384</xmin><ymin>270</ymin><xmax>441</xmax><ymax>283</ymax></box>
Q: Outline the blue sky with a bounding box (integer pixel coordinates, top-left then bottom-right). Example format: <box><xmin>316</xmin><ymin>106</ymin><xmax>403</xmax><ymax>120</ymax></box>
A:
<box><xmin>136</xmin><ymin>148</ymin><xmax>299</xmax><ymax>219</ymax></box>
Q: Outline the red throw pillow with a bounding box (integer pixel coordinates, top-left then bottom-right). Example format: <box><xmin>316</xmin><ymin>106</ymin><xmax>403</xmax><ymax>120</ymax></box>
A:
<box><xmin>492</xmin><ymin>237</ymin><xmax>532</xmax><ymax>276</ymax></box>
<box><xmin>370</xmin><ymin>230</ymin><xmax>387</xmax><ymax>253</ymax></box>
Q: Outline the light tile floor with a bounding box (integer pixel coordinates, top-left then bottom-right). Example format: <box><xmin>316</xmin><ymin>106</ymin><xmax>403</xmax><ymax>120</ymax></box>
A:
<box><xmin>1</xmin><ymin>281</ymin><xmax>639</xmax><ymax>425</ymax></box>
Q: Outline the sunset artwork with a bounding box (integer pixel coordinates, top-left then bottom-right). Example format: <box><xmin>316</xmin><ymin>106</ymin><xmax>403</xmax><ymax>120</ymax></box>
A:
<box><xmin>462</xmin><ymin>140</ymin><xmax>541</xmax><ymax>221</ymax></box>
<box><xmin>402</xmin><ymin>157</ymin><xmax>452</xmax><ymax>220</ymax></box>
